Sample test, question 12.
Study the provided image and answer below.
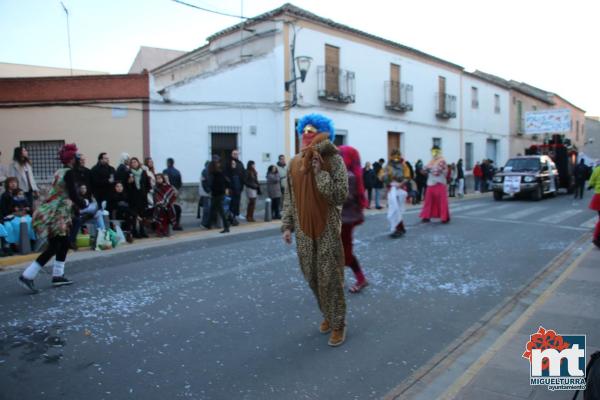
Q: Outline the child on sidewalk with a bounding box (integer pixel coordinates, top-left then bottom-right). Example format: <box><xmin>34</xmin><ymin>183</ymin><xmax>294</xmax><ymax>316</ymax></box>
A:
<box><xmin>387</xmin><ymin>178</ymin><xmax>408</xmax><ymax>238</ymax></box>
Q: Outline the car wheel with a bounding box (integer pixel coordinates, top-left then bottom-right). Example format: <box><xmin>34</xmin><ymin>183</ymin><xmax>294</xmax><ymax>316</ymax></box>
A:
<box><xmin>532</xmin><ymin>185</ymin><xmax>542</xmax><ymax>201</ymax></box>
<box><xmin>493</xmin><ymin>191</ymin><xmax>503</xmax><ymax>201</ymax></box>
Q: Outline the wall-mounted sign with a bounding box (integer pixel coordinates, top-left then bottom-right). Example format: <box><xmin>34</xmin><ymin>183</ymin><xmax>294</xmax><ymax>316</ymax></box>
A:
<box><xmin>524</xmin><ymin>109</ymin><xmax>571</xmax><ymax>134</ymax></box>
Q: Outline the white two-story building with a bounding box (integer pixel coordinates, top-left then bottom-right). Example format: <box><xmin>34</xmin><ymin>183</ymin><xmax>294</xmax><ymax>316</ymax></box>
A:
<box><xmin>150</xmin><ymin>3</ymin><xmax>510</xmax><ymax>182</ymax></box>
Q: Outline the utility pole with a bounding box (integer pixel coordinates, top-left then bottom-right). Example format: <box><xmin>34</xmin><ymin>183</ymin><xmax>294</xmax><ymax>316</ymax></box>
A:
<box><xmin>60</xmin><ymin>1</ymin><xmax>73</xmax><ymax>75</ymax></box>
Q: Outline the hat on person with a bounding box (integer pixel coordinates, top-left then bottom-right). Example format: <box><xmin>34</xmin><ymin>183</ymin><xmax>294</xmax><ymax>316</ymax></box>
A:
<box><xmin>59</xmin><ymin>143</ymin><xmax>78</xmax><ymax>164</ymax></box>
<box><xmin>296</xmin><ymin>113</ymin><xmax>335</xmax><ymax>142</ymax></box>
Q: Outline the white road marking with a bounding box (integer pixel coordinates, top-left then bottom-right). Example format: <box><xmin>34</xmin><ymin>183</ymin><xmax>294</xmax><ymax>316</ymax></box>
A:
<box><xmin>581</xmin><ymin>217</ymin><xmax>598</xmax><ymax>229</ymax></box>
<box><xmin>538</xmin><ymin>209</ymin><xmax>584</xmax><ymax>224</ymax></box>
<box><xmin>505</xmin><ymin>206</ymin><xmax>547</xmax><ymax>220</ymax></box>
<box><xmin>449</xmin><ymin>203</ymin><xmax>489</xmax><ymax>213</ymax></box>
<box><xmin>464</xmin><ymin>204</ymin><xmax>512</xmax><ymax>216</ymax></box>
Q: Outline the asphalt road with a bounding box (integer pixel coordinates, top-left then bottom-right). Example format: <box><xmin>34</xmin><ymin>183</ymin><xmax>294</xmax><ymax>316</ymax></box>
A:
<box><xmin>0</xmin><ymin>193</ymin><xmax>595</xmax><ymax>400</ymax></box>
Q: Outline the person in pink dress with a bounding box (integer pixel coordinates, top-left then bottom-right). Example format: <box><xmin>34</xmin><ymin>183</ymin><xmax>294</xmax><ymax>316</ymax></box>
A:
<box><xmin>419</xmin><ymin>145</ymin><xmax>450</xmax><ymax>223</ymax></box>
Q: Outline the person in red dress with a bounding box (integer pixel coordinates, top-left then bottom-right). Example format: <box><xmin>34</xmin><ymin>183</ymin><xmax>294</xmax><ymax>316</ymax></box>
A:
<box><xmin>338</xmin><ymin>145</ymin><xmax>369</xmax><ymax>293</ymax></box>
<box><xmin>419</xmin><ymin>145</ymin><xmax>450</xmax><ymax>223</ymax></box>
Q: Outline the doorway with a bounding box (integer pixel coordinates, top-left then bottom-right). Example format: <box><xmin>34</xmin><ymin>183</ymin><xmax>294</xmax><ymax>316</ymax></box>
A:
<box><xmin>387</xmin><ymin>131</ymin><xmax>402</xmax><ymax>161</ymax></box>
<box><xmin>486</xmin><ymin>139</ymin><xmax>498</xmax><ymax>163</ymax></box>
<box><xmin>211</xmin><ymin>132</ymin><xmax>238</xmax><ymax>167</ymax></box>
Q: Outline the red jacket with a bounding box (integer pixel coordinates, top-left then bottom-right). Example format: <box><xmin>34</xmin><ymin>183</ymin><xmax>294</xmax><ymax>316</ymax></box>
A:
<box><xmin>473</xmin><ymin>164</ymin><xmax>483</xmax><ymax>178</ymax></box>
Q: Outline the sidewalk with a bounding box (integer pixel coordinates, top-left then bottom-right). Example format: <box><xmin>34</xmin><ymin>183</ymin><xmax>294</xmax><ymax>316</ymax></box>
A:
<box><xmin>390</xmin><ymin>236</ymin><xmax>599</xmax><ymax>400</ymax></box>
<box><xmin>449</xmin><ymin>241</ymin><xmax>598</xmax><ymax>400</ymax></box>
<box><xmin>0</xmin><ymin>191</ymin><xmax>489</xmax><ymax>271</ymax></box>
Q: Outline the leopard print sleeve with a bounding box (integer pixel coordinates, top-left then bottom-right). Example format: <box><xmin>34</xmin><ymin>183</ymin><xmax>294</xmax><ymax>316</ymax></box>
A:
<box><xmin>315</xmin><ymin>153</ymin><xmax>349</xmax><ymax>206</ymax></box>
<box><xmin>281</xmin><ymin>168</ymin><xmax>296</xmax><ymax>233</ymax></box>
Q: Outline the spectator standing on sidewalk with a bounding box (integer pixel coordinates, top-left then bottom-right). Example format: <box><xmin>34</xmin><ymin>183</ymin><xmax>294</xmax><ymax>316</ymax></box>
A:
<box><xmin>226</xmin><ymin>150</ymin><xmax>245</xmax><ymax>225</ymax></box>
<box><xmin>18</xmin><ymin>144</ymin><xmax>87</xmax><ymax>293</ymax></box>
<box><xmin>372</xmin><ymin>158</ymin><xmax>385</xmax><ymax>209</ymax></box>
<box><xmin>10</xmin><ymin>146</ymin><xmax>39</xmax><ymax>209</ymax></box>
<box><xmin>128</xmin><ymin>157</ymin><xmax>150</xmax><ymax>238</ymax></box>
<box><xmin>162</xmin><ymin>158</ymin><xmax>183</xmax><ymax>231</ymax></box>
<box><xmin>245</xmin><ymin>161</ymin><xmax>259</xmax><ymax>222</ymax></box>
<box><xmin>90</xmin><ymin>152</ymin><xmax>115</xmax><ymax>207</ymax></box>
<box><xmin>473</xmin><ymin>161</ymin><xmax>483</xmax><ymax>193</ymax></box>
<box><xmin>447</xmin><ymin>163</ymin><xmax>457</xmax><ymax>197</ymax></box>
<box><xmin>276</xmin><ymin>155</ymin><xmax>287</xmax><ymax>212</ymax></box>
<box><xmin>74</xmin><ymin>154</ymin><xmax>91</xmax><ymax>188</ymax></box>
<box><xmin>588</xmin><ymin>164</ymin><xmax>600</xmax><ymax>248</ymax></box>
<box><xmin>362</xmin><ymin>161</ymin><xmax>375</xmax><ymax>209</ymax></box>
<box><xmin>574</xmin><ymin>159</ymin><xmax>590</xmax><ymax>200</ymax></box>
<box><xmin>115</xmin><ymin>153</ymin><xmax>131</xmax><ymax>189</ymax></box>
<box><xmin>266</xmin><ymin>165</ymin><xmax>282</xmax><ymax>219</ymax></box>
<box><xmin>456</xmin><ymin>159</ymin><xmax>465</xmax><ymax>198</ymax></box>
<box><xmin>143</xmin><ymin>157</ymin><xmax>157</xmax><ymax>209</ymax></box>
<box><xmin>281</xmin><ymin>113</ymin><xmax>349</xmax><ymax>347</ymax></box>
<box><xmin>339</xmin><ymin>145</ymin><xmax>369</xmax><ymax>294</ymax></box>
<box><xmin>208</xmin><ymin>157</ymin><xmax>230</xmax><ymax>234</ymax></box>
<box><xmin>415</xmin><ymin>159</ymin><xmax>427</xmax><ymax>204</ymax></box>
<box><xmin>198</xmin><ymin>161</ymin><xmax>211</xmax><ymax>227</ymax></box>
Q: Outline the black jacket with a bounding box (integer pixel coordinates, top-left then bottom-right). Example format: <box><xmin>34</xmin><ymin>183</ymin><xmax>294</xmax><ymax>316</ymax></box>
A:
<box><xmin>363</xmin><ymin>168</ymin><xmax>376</xmax><ymax>189</ymax></box>
<box><xmin>373</xmin><ymin>162</ymin><xmax>384</xmax><ymax>189</ymax></box>
<box><xmin>90</xmin><ymin>163</ymin><xmax>116</xmax><ymax>203</ymax></box>
<box><xmin>574</xmin><ymin>163</ymin><xmax>590</xmax><ymax>181</ymax></box>
<box><xmin>210</xmin><ymin>170</ymin><xmax>229</xmax><ymax>197</ymax></box>
<box><xmin>0</xmin><ymin>191</ymin><xmax>14</xmax><ymax>218</ymax></box>
<box><xmin>226</xmin><ymin>160</ymin><xmax>246</xmax><ymax>195</ymax></box>
<box><xmin>115</xmin><ymin>164</ymin><xmax>130</xmax><ymax>187</ymax></box>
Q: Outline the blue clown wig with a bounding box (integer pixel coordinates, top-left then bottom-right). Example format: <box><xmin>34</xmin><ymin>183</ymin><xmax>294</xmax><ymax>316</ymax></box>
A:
<box><xmin>296</xmin><ymin>113</ymin><xmax>335</xmax><ymax>142</ymax></box>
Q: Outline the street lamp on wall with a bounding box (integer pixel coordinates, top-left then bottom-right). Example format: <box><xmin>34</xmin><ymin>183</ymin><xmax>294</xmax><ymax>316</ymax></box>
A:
<box><xmin>285</xmin><ymin>56</ymin><xmax>312</xmax><ymax>92</ymax></box>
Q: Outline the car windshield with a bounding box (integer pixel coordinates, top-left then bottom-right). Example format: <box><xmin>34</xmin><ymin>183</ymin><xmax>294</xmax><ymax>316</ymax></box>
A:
<box><xmin>504</xmin><ymin>158</ymin><xmax>541</xmax><ymax>172</ymax></box>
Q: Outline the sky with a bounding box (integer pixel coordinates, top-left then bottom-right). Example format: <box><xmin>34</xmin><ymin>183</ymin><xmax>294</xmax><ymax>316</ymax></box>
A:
<box><xmin>1</xmin><ymin>0</ymin><xmax>598</xmax><ymax>115</ymax></box>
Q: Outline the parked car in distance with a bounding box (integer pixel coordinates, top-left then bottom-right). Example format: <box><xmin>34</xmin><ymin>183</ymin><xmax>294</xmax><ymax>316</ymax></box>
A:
<box><xmin>492</xmin><ymin>156</ymin><xmax>559</xmax><ymax>201</ymax></box>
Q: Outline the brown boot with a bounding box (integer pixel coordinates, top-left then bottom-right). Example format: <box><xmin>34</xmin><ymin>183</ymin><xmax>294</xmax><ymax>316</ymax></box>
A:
<box><xmin>328</xmin><ymin>327</ymin><xmax>346</xmax><ymax>347</ymax></box>
<box><xmin>319</xmin><ymin>319</ymin><xmax>331</xmax><ymax>334</ymax></box>
<box><xmin>246</xmin><ymin>198</ymin><xmax>256</xmax><ymax>222</ymax></box>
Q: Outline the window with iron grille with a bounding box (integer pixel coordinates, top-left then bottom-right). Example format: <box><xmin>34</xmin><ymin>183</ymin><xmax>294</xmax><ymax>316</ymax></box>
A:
<box><xmin>20</xmin><ymin>140</ymin><xmax>64</xmax><ymax>183</ymax></box>
<box><xmin>433</xmin><ymin>137</ymin><xmax>442</xmax><ymax>149</ymax></box>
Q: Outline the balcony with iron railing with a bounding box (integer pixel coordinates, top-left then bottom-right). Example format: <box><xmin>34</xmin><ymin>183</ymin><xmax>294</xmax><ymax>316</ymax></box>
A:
<box><xmin>435</xmin><ymin>93</ymin><xmax>457</xmax><ymax>119</ymax></box>
<box><xmin>385</xmin><ymin>81</ymin><xmax>413</xmax><ymax>112</ymax></box>
<box><xmin>317</xmin><ymin>65</ymin><xmax>356</xmax><ymax>104</ymax></box>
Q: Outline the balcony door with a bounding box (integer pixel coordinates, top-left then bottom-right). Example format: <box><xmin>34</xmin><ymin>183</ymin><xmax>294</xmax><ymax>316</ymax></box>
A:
<box><xmin>390</xmin><ymin>63</ymin><xmax>400</xmax><ymax>104</ymax></box>
<box><xmin>438</xmin><ymin>76</ymin><xmax>446</xmax><ymax>112</ymax></box>
<box><xmin>325</xmin><ymin>44</ymin><xmax>339</xmax><ymax>95</ymax></box>
<box><xmin>387</xmin><ymin>131</ymin><xmax>402</xmax><ymax>161</ymax></box>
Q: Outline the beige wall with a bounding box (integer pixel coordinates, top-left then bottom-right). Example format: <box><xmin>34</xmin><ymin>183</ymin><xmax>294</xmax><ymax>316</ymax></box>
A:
<box><xmin>0</xmin><ymin>102</ymin><xmax>144</xmax><ymax>179</ymax></box>
<box><xmin>508</xmin><ymin>91</ymin><xmax>553</xmax><ymax>156</ymax></box>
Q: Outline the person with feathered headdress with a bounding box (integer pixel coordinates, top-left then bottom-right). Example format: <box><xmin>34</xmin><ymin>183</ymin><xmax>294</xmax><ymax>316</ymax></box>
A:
<box><xmin>18</xmin><ymin>144</ymin><xmax>87</xmax><ymax>293</ymax></box>
<box><xmin>281</xmin><ymin>113</ymin><xmax>349</xmax><ymax>347</ymax></box>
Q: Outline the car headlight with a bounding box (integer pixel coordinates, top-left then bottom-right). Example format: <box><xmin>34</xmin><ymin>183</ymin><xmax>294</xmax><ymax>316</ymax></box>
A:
<box><xmin>523</xmin><ymin>176</ymin><xmax>536</xmax><ymax>183</ymax></box>
<box><xmin>493</xmin><ymin>176</ymin><xmax>503</xmax><ymax>183</ymax></box>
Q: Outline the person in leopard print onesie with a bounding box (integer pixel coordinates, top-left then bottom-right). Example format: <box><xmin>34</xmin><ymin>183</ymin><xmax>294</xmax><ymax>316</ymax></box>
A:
<box><xmin>282</xmin><ymin>114</ymin><xmax>349</xmax><ymax>347</ymax></box>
